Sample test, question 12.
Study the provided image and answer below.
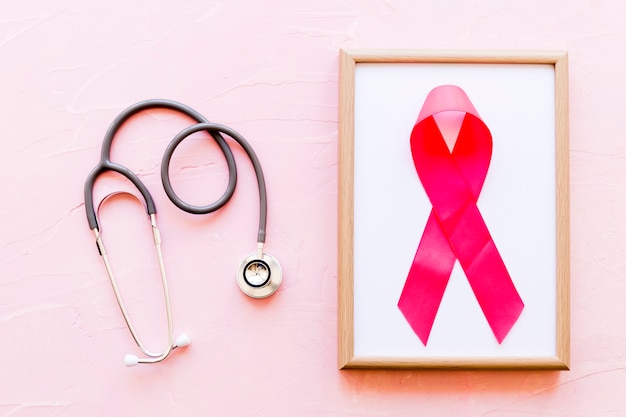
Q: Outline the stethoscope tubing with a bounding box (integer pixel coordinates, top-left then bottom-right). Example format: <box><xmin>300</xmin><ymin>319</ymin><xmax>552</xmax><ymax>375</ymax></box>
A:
<box><xmin>161</xmin><ymin>122</ymin><xmax>267</xmax><ymax>243</ymax></box>
<box><xmin>84</xmin><ymin>99</ymin><xmax>241</xmax><ymax>232</ymax></box>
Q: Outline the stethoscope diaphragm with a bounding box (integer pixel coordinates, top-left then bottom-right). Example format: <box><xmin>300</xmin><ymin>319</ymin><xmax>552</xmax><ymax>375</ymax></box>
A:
<box><xmin>237</xmin><ymin>253</ymin><xmax>282</xmax><ymax>298</ymax></box>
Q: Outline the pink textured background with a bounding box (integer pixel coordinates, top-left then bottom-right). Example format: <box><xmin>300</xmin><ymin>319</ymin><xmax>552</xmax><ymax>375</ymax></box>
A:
<box><xmin>0</xmin><ymin>0</ymin><xmax>623</xmax><ymax>415</ymax></box>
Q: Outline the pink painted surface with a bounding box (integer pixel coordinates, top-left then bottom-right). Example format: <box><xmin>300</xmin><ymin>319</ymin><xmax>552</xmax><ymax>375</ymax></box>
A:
<box><xmin>0</xmin><ymin>0</ymin><xmax>622</xmax><ymax>415</ymax></box>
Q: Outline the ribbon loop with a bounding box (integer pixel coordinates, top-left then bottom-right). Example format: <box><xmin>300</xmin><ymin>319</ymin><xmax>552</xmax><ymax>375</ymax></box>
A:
<box><xmin>398</xmin><ymin>85</ymin><xmax>524</xmax><ymax>345</ymax></box>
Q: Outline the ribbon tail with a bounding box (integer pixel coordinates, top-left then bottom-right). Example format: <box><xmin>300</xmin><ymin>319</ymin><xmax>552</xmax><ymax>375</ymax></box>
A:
<box><xmin>398</xmin><ymin>210</ymin><xmax>456</xmax><ymax>345</ymax></box>
<box><xmin>464</xmin><ymin>241</ymin><xmax>524</xmax><ymax>343</ymax></box>
<box><xmin>450</xmin><ymin>204</ymin><xmax>525</xmax><ymax>343</ymax></box>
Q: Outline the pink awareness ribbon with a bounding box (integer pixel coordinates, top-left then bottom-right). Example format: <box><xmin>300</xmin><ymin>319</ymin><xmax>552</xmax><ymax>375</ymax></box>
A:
<box><xmin>397</xmin><ymin>85</ymin><xmax>524</xmax><ymax>345</ymax></box>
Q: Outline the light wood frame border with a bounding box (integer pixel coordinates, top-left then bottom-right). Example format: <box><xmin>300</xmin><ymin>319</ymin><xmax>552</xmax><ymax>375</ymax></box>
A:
<box><xmin>338</xmin><ymin>49</ymin><xmax>570</xmax><ymax>370</ymax></box>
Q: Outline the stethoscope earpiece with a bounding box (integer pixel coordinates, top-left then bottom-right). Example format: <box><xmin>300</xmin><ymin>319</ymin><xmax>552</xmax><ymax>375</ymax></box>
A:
<box><xmin>237</xmin><ymin>251</ymin><xmax>282</xmax><ymax>299</ymax></box>
<box><xmin>123</xmin><ymin>333</ymin><xmax>191</xmax><ymax>367</ymax></box>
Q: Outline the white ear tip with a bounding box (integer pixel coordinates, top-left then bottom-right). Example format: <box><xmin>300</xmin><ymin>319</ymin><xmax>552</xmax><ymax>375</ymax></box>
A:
<box><xmin>175</xmin><ymin>333</ymin><xmax>191</xmax><ymax>348</ymax></box>
<box><xmin>124</xmin><ymin>354</ymin><xmax>139</xmax><ymax>367</ymax></box>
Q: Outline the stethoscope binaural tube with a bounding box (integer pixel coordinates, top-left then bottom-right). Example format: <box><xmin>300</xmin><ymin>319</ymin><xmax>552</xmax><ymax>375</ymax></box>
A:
<box><xmin>91</xmin><ymin>191</ymin><xmax>190</xmax><ymax>367</ymax></box>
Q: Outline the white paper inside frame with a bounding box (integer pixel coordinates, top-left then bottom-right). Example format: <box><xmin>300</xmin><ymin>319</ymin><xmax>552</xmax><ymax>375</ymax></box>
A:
<box><xmin>352</xmin><ymin>62</ymin><xmax>557</xmax><ymax>358</ymax></box>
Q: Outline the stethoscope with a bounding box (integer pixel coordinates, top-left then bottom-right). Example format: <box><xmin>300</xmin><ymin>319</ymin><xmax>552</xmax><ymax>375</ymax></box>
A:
<box><xmin>84</xmin><ymin>99</ymin><xmax>282</xmax><ymax>366</ymax></box>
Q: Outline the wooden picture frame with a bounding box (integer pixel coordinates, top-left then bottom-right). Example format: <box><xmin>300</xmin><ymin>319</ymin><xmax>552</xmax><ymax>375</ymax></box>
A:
<box><xmin>338</xmin><ymin>50</ymin><xmax>569</xmax><ymax>369</ymax></box>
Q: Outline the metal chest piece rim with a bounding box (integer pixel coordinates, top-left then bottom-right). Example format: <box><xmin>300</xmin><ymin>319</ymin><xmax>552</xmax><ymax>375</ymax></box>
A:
<box><xmin>237</xmin><ymin>252</ymin><xmax>282</xmax><ymax>298</ymax></box>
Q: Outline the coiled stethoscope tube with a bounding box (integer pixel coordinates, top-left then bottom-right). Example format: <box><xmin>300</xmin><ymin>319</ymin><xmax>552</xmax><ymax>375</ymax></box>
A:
<box><xmin>161</xmin><ymin>122</ymin><xmax>282</xmax><ymax>298</ymax></box>
<box><xmin>84</xmin><ymin>99</ymin><xmax>283</xmax><ymax>366</ymax></box>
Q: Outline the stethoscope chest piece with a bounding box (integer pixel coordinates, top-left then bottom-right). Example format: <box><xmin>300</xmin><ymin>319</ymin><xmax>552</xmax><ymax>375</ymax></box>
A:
<box><xmin>237</xmin><ymin>252</ymin><xmax>282</xmax><ymax>298</ymax></box>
